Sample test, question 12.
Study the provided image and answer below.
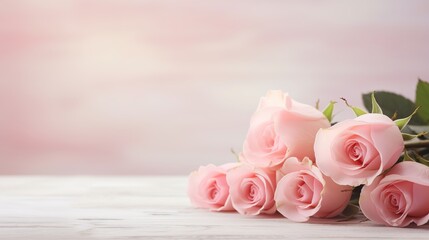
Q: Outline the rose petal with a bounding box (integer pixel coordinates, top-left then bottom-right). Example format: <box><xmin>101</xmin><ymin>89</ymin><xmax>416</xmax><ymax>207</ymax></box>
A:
<box><xmin>275</xmin><ymin>110</ymin><xmax>329</xmax><ymax>160</ymax></box>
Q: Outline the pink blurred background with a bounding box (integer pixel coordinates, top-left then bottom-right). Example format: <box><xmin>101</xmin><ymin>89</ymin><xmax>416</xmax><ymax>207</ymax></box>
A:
<box><xmin>1</xmin><ymin>1</ymin><xmax>429</xmax><ymax>174</ymax></box>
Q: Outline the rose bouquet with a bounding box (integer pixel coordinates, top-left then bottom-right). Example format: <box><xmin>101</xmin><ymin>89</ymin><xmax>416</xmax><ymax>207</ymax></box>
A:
<box><xmin>188</xmin><ymin>79</ymin><xmax>429</xmax><ymax>227</ymax></box>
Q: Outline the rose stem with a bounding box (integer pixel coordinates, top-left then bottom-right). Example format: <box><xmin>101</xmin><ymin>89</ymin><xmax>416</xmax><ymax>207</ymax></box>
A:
<box><xmin>405</xmin><ymin>140</ymin><xmax>429</xmax><ymax>148</ymax></box>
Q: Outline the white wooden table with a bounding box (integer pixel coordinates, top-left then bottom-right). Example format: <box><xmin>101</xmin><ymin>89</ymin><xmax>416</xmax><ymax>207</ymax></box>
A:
<box><xmin>0</xmin><ymin>176</ymin><xmax>428</xmax><ymax>239</ymax></box>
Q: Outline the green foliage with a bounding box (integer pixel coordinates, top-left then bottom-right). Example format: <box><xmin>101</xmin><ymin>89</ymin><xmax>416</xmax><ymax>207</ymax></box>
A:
<box><xmin>338</xmin><ymin>204</ymin><xmax>360</xmax><ymax>220</ymax></box>
<box><xmin>341</xmin><ymin>98</ymin><xmax>367</xmax><ymax>117</ymax></box>
<box><xmin>404</xmin><ymin>150</ymin><xmax>429</xmax><ymax>167</ymax></box>
<box><xmin>395</xmin><ymin>107</ymin><xmax>420</xmax><ymax>131</ymax></box>
<box><xmin>402</xmin><ymin>132</ymin><xmax>427</xmax><ymax>141</ymax></box>
<box><xmin>362</xmin><ymin>91</ymin><xmax>423</xmax><ymax>125</ymax></box>
<box><xmin>351</xmin><ymin>106</ymin><xmax>367</xmax><ymax>117</ymax></box>
<box><xmin>322</xmin><ymin>101</ymin><xmax>336</xmax><ymax>122</ymax></box>
<box><xmin>414</xmin><ymin>152</ymin><xmax>429</xmax><ymax>166</ymax></box>
<box><xmin>402</xmin><ymin>150</ymin><xmax>414</xmax><ymax>162</ymax></box>
<box><xmin>416</xmin><ymin>79</ymin><xmax>429</xmax><ymax>124</ymax></box>
<box><xmin>370</xmin><ymin>92</ymin><xmax>383</xmax><ymax>114</ymax></box>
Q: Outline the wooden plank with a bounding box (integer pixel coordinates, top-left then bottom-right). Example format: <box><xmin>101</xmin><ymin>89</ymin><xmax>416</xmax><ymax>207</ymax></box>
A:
<box><xmin>0</xmin><ymin>176</ymin><xmax>428</xmax><ymax>239</ymax></box>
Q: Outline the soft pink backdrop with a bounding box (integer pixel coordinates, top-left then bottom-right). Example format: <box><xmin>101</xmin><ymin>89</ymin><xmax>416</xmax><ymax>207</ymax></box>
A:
<box><xmin>1</xmin><ymin>1</ymin><xmax>428</xmax><ymax>174</ymax></box>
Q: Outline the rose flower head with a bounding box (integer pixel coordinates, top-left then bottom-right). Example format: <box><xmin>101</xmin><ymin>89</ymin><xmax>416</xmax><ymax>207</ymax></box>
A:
<box><xmin>188</xmin><ymin>163</ymin><xmax>239</xmax><ymax>211</ymax></box>
<box><xmin>242</xmin><ymin>90</ymin><xmax>330</xmax><ymax>170</ymax></box>
<box><xmin>226</xmin><ymin>164</ymin><xmax>277</xmax><ymax>215</ymax></box>
<box><xmin>360</xmin><ymin>161</ymin><xmax>429</xmax><ymax>227</ymax></box>
<box><xmin>275</xmin><ymin>157</ymin><xmax>352</xmax><ymax>222</ymax></box>
<box><xmin>315</xmin><ymin>113</ymin><xmax>404</xmax><ymax>186</ymax></box>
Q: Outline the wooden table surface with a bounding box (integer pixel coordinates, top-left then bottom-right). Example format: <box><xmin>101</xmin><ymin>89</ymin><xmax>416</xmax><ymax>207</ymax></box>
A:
<box><xmin>0</xmin><ymin>176</ymin><xmax>428</xmax><ymax>239</ymax></box>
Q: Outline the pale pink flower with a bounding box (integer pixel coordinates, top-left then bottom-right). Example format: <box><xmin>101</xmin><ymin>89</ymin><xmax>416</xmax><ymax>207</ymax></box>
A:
<box><xmin>360</xmin><ymin>161</ymin><xmax>429</xmax><ymax>227</ymax></box>
<box><xmin>242</xmin><ymin>90</ymin><xmax>330</xmax><ymax>170</ymax></box>
<box><xmin>315</xmin><ymin>113</ymin><xmax>404</xmax><ymax>186</ymax></box>
<box><xmin>226</xmin><ymin>164</ymin><xmax>276</xmax><ymax>215</ymax></box>
<box><xmin>188</xmin><ymin>163</ymin><xmax>239</xmax><ymax>211</ymax></box>
<box><xmin>275</xmin><ymin>157</ymin><xmax>352</xmax><ymax>222</ymax></box>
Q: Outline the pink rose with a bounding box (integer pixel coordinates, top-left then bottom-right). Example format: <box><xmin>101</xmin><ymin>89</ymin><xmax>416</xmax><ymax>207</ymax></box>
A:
<box><xmin>360</xmin><ymin>161</ymin><xmax>429</xmax><ymax>227</ymax></box>
<box><xmin>188</xmin><ymin>163</ymin><xmax>239</xmax><ymax>211</ymax></box>
<box><xmin>242</xmin><ymin>90</ymin><xmax>330</xmax><ymax>170</ymax></box>
<box><xmin>226</xmin><ymin>164</ymin><xmax>277</xmax><ymax>215</ymax></box>
<box><xmin>275</xmin><ymin>157</ymin><xmax>352</xmax><ymax>222</ymax></box>
<box><xmin>315</xmin><ymin>113</ymin><xmax>404</xmax><ymax>186</ymax></box>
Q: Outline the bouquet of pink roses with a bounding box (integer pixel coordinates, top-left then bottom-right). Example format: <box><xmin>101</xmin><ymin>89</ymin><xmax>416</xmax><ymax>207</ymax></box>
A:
<box><xmin>188</xmin><ymin>79</ymin><xmax>429</xmax><ymax>227</ymax></box>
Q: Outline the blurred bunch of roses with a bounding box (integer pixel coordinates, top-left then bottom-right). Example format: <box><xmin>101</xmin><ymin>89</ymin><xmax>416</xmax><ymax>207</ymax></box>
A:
<box><xmin>188</xmin><ymin>80</ymin><xmax>429</xmax><ymax>227</ymax></box>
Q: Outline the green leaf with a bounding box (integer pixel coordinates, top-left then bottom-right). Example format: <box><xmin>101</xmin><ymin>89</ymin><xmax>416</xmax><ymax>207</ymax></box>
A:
<box><xmin>322</xmin><ymin>101</ymin><xmax>336</xmax><ymax>122</ymax></box>
<box><xmin>351</xmin><ymin>106</ymin><xmax>367</xmax><ymax>117</ymax></box>
<box><xmin>416</xmin><ymin>79</ymin><xmax>429</xmax><ymax>124</ymax></box>
<box><xmin>338</xmin><ymin>204</ymin><xmax>360</xmax><ymax>220</ymax></box>
<box><xmin>402</xmin><ymin>131</ymin><xmax>427</xmax><ymax>141</ymax></box>
<box><xmin>403</xmin><ymin>150</ymin><xmax>415</xmax><ymax>162</ymax></box>
<box><xmin>402</xmin><ymin>133</ymin><xmax>416</xmax><ymax>141</ymax></box>
<box><xmin>394</xmin><ymin>107</ymin><xmax>420</xmax><ymax>131</ymax></box>
<box><xmin>341</xmin><ymin>98</ymin><xmax>367</xmax><ymax>117</ymax></box>
<box><xmin>371</xmin><ymin>92</ymin><xmax>383</xmax><ymax>114</ymax></box>
<box><xmin>362</xmin><ymin>91</ymin><xmax>425</xmax><ymax>125</ymax></box>
<box><xmin>414</xmin><ymin>151</ymin><xmax>429</xmax><ymax>167</ymax></box>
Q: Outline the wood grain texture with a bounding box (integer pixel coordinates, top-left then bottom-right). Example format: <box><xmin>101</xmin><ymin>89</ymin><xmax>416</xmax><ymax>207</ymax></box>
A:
<box><xmin>0</xmin><ymin>176</ymin><xmax>428</xmax><ymax>239</ymax></box>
